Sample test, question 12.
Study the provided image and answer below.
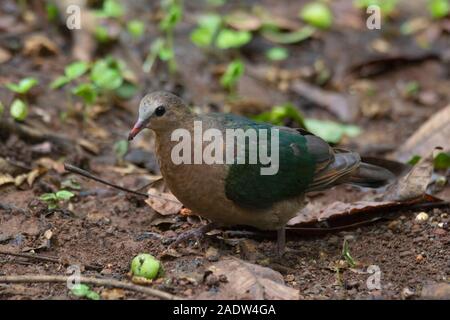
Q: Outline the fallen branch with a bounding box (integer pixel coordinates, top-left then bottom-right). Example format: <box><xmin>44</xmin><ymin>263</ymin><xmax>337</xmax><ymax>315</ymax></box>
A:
<box><xmin>64</xmin><ymin>163</ymin><xmax>181</xmax><ymax>204</ymax></box>
<box><xmin>0</xmin><ymin>275</ymin><xmax>182</xmax><ymax>300</ymax></box>
<box><xmin>0</xmin><ymin>250</ymin><xmax>102</xmax><ymax>271</ymax></box>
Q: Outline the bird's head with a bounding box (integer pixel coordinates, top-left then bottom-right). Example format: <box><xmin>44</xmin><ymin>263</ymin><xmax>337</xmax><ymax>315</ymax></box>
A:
<box><xmin>128</xmin><ymin>91</ymin><xmax>191</xmax><ymax>140</ymax></box>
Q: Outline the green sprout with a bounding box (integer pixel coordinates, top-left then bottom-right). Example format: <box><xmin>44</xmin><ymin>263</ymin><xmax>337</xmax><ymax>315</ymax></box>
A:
<box><xmin>127</xmin><ymin>20</ymin><xmax>145</xmax><ymax>39</ymax></box>
<box><xmin>353</xmin><ymin>0</ymin><xmax>398</xmax><ymax>17</ymax></box>
<box><xmin>5</xmin><ymin>77</ymin><xmax>38</xmax><ymax>94</ymax></box>
<box><xmin>342</xmin><ymin>239</ymin><xmax>356</xmax><ymax>267</ymax></box>
<box><xmin>144</xmin><ymin>0</ymin><xmax>183</xmax><ymax>73</ymax></box>
<box><xmin>428</xmin><ymin>0</ymin><xmax>450</xmax><ymax>19</ymax></box>
<box><xmin>220</xmin><ymin>59</ymin><xmax>245</xmax><ymax>92</ymax></box>
<box><xmin>114</xmin><ymin>139</ymin><xmax>128</xmax><ymax>162</ymax></box>
<box><xmin>95</xmin><ymin>0</ymin><xmax>124</xmax><ymax>18</ymax></box>
<box><xmin>10</xmin><ymin>99</ymin><xmax>28</xmax><ymax>121</ymax></box>
<box><xmin>50</xmin><ymin>61</ymin><xmax>89</xmax><ymax>89</ymax></box>
<box><xmin>300</xmin><ymin>2</ymin><xmax>333</xmax><ymax>29</ymax></box>
<box><xmin>39</xmin><ymin>190</ymin><xmax>75</xmax><ymax>210</ymax></box>
<box><xmin>71</xmin><ymin>284</ymin><xmax>100</xmax><ymax>300</ymax></box>
<box><xmin>254</xmin><ymin>104</ymin><xmax>361</xmax><ymax>144</ymax></box>
<box><xmin>0</xmin><ymin>101</ymin><xmax>4</xmax><ymax>116</ymax></box>
<box><xmin>190</xmin><ymin>13</ymin><xmax>252</xmax><ymax>49</ymax></box>
<box><xmin>266</xmin><ymin>47</ymin><xmax>289</xmax><ymax>61</ymax></box>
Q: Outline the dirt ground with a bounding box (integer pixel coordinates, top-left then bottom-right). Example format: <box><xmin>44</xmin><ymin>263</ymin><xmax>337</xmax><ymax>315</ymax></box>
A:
<box><xmin>0</xmin><ymin>0</ymin><xmax>449</xmax><ymax>300</ymax></box>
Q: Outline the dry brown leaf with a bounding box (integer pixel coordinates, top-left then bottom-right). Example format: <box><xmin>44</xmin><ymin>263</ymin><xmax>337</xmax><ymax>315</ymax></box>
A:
<box><xmin>225</xmin><ymin>11</ymin><xmax>262</xmax><ymax>31</ymax></box>
<box><xmin>77</xmin><ymin>138</ymin><xmax>100</xmax><ymax>155</ymax></box>
<box><xmin>36</xmin><ymin>157</ymin><xmax>65</xmax><ymax>173</ymax></box>
<box><xmin>145</xmin><ymin>188</ymin><xmax>182</xmax><ymax>216</ymax></box>
<box><xmin>101</xmin><ymin>288</ymin><xmax>126</xmax><ymax>300</ymax></box>
<box><xmin>23</xmin><ymin>34</ymin><xmax>59</xmax><ymax>56</ymax></box>
<box><xmin>384</xmin><ymin>149</ymin><xmax>436</xmax><ymax>201</ymax></box>
<box><xmin>0</xmin><ymin>173</ymin><xmax>14</xmax><ymax>187</ymax></box>
<box><xmin>394</xmin><ymin>104</ymin><xmax>450</xmax><ymax>162</ymax></box>
<box><xmin>0</xmin><ymin>47</ymin><xmax>11</xmax><ymax>64</ymax></box>
<box><xmin>197</xmin><ymin>257</ymin><xmax>299</xmax><ymax>300</ymax></box>
<box><xmin>27</xmin><ymin>167</ymin><xmax>46</xmax><ymax>187</ymax></box>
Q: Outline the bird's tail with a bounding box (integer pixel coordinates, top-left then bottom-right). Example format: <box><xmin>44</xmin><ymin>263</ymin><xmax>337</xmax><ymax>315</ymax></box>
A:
<box><xmin>345</xmin><ymin>161</ymin><xmax>396</xmax><ymax>188</ymax></box>
<box><xmin>307</xmin><ymin>150</ymin><xmax>400</xmax><ymax>192</ymax></box>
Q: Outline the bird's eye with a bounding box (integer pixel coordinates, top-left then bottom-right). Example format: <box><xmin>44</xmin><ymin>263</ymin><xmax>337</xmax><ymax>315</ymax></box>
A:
<box><xmin>155</xmin><ymin>105</ymin><xmax>166</xmax><ymax>117</ymax></box>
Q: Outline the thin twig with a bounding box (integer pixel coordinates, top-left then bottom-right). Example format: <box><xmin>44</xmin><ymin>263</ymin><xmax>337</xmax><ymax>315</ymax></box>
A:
<box><xmin>0</xmin><ymin>250</ymin><xmax>102</xmax><ymax>271</ymax></box>
<box><xmin>64</xmin><ymin>164</ymin><xmax>181</xmax><ymax>204</ymax></box>
<box><xmin>0</xmin><ymin>275</ymin><xmax>182</xmax><ymax>300</ymax></box>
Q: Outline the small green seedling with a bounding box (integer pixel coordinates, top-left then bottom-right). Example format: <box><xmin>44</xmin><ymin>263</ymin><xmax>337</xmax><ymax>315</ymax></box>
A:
<box><xmin>266</xmin><ymin>47</ymin><xmax>289</xmax><ymax>61</ymax></box>
<box><xmin>130</xmin><ymin>253</ymin><xmax>162</xmax><ymax>280</ymax></box>
<box><xmin>127</xmin><ymin>20</ymin><xmax>145</xmax><ymax>39</ymax></box>
<box><xmin>72</xmin><ymin>83</ymin><xmax>97</xmax><ymax>105</ymax></box>
<box><xmin>190</xmin><ymin>13</ymin><xmax>252</xmax><ymax>49</ymax></box>
<box><xmin>95</xmin><ymin>0</ymin><xmax>124</xmax><ymax>18</ymax></box>
<box><xmin>220</xmin><ymin>59</ymin><xmax>245</xmax><ymax>91</ymax></box>
<box><xmin>10</xmin><ymin>99</ymin><xmax>29</xmax><ymax>121</ymax></box>
<box><xmin>254</xmin><ymin>104</ymin><xmax>361</xmax><ymax>144</ymax></box>
<box><xmin>353</xmin><ymin>0</ymin><xmax>398</xmax><ymax>17</ymax></box>
<box><xmin>39</xmin><ymin>190</ymin><xmax>75</xmax><ymax>210</ymax></box>
<box><xmin>71</xmin><ymin>284</ymin><xmax>100</xmax><ymax>300</ymax></box>
<box><xmin>428</xmin><ymin>0</ymin><xmax>449</xmax><ymax>19</ymax></box>
<box><xmin>300</xmin><ymin>2</ymin><xmax>333</xmax><ymax>29</ymax></box>
<box><xmin>342</xmin><ymin>239</ymin><xmax>356</xmax><ymax>267</ymax></box>
<box><xmin>5</xmin><ymin>77</ymin><xmax>38</xmax><ymax>94</ymax></box>
<box><xmin>0</xmin><ymin>101</ymin><xmax>4</xmax><ymax>116</ymax></box>
<box><xmin>407</xmin><ymin>155</ymin><xmax>421</xmax><ymax>166</ymax></box>
<box><xmin>144</xmin><ymin>0</ymin><xmax>182</xmax><ymax>73</ymax></box>
<box><xmin>114</xmin><ymin>139</ymin><xmax>128</xmax><ymax>162</ymax></box>
<box><xmin>434</xmin><ymin>152</ymin><xmax>450</xmax><ymax>170</ymax></box>
<box><xmin>50</xmin><ymin>61</ymin><xmax>89</xmax><ymax>89</ymax></box>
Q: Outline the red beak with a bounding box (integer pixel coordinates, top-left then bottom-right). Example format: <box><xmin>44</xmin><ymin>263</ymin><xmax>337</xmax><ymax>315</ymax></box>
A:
<box><xmin>128</xmin><ymin>120</ymin><xmax>144</xmax><ymax>141</ymax></box>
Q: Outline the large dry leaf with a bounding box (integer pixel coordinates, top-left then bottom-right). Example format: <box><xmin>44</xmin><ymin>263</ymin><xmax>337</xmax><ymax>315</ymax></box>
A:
<box><xmin>394</xmin><ymin>104</ymin><xmax>450</xmax><ymax>162</ymax></box>
<box><xmin>197</xmin><ymin>257</ymin><xmax>299</xmax><ymax>300</ymax></box>
<box><xmin>145</xmin><ymin>179</ymin><xmax>182</xmax><ymax>216</ymax></box>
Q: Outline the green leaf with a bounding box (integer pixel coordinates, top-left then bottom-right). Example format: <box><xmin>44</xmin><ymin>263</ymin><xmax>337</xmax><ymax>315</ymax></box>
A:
<box><xmin>300</xmin><ymin>2</ymin><xmax>333</xmax><ymax>29</ymax></box>
<box><xmin>86</xmin><ymin>291</ymin><xmax>100</xmax><ymax>300</ymax></box>
<box><xmin>102</xmin><ymin>0</ymin><xmax>124</xmax><ymax>18</ymax></box>
<box><xmin>158</xmin><ymin>44</ymin><xmax>174</xmax><ymax>61</ymax></box>
<box><xmin>353</xmin><ymin>0</ymin><xmax>398</xmax><ymax>16</ymax></box>
<box><xmin>434</xmin><ymin>152</ymin><xmax>450</xmax><ymax>170</ymax></box>
<box><xmin>220</xmin><ymin>59</ymin><xmax>245</xmax><ymax>89</ymax></box>
<box><xmin>261</xmin><ymin>26</ymin><xmax>315</xmax><ymax>44</ymax></box>
<box><xmin>304</xmin><ymin>119</ymin><xmax>361</xmax><ymax>143</ymax></box>
<box><xmin>253</xmin><ymin>103</ymin><xmax>305</xmax><ymax>127</ymax></box>
<box><xmin>72</xmin><ymin>83</ymin><xmax>97</xmax><ymax>104</ymax></box>
<box><xmin>50</xmin><ymin>76</ymin><xmax>70</xmax><ymax>89</ymax></box>
<box><xmin>6</xmin><ymin>77</ymin><xmax>38</xmax><ymax>94</ymax></box>
<box><xmin>115</xmin><ymin>82</ymin><xmax>138</xmax><ymax>100</ymax></box>
<box><xmin>39</xmin><ymin>193</ymin><xmax>57</xmax><ymax>202</ymax></box>
<box><xmin>94</xmin><ymin>26</ymin><xmax>111</xmax><ymax>43</ymax></box>
<box><xmin>55</xmin><ymin>190</ymin><xmax>75</xmax><ymax>201</ymax></box>
<box><xmin>0</xmin><ymin>101</ymin><xmax>4</xmax><ymax>116</ymax></box>
<box><xmin>46</xmin><ymin>3</ymin><xmax>59</xmax><ymax>21</ymax></box>
<box><xmin>159</xmin><ymin>1</ymin><xmax>183</xmax><ymax>31</ymax></box>
<box><xmin>10</xmin><ymin>99</ymin><xmax>28</xmax><ymax>121</ymax></box>
<box><xmin>127</xmin><ymin>20</ymin><xmax>145</xmax><ymax>39</ymax></box>
<box><xmin>61</xmin><ymin>179</ymin><xmax>81</xmax><ymax>190</ymax></box>
<box><xmin>342</xmin><ymin>239</ymin><xmax>356</xmax><ymax>267</ymax></box>
<box><xmin>216</xmin><ymin>29</ymin><xmax>252</xmax><ymax>49</ymax></box>
<box><xmin>428</xmin><ymin>0</ymin><xmax>450</xmax><ymax>19</ymax></box>
<box><xmin>114</xmin><ymin>140</ymin><xmax>128</xmax><ymax>160</ymax></box>
<box><xmin>404</xmin><ymin>81</ymin><xmax>420</xmax><ymax>97</ymax></box>
<box><xmin>91</xmin><ymin>60</ymin><xmax>123</xmax><ymax>90</ymax></box>
<box><xmin>266</xmin><ymin>47</ymin><xmax>289</xmax><ymax>61</ymax></box>
<box><xmin>65</xmin><ymin>61</ymin><xmax>89</xmax><ymax>80</ymax></box>
<box><xmin>190</xmin><ymin>27</ymin><xmax>215</xmax><ymax>47</ymax></box>
<box><xmin>71</xmin><ymin>284</ymin><xmax>91</xmax><ymax>297</ymax></box>
<box><xmin>407</xmin><ymin>155</ymin><xmax>421</xmax><ymax>166</ymax></box>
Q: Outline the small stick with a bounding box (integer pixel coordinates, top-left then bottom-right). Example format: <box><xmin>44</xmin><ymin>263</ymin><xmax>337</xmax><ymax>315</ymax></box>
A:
<box><xmin>64</xmin><ymin>163</ymin><xmax>181</xmax><ymax>204</ymax></box>
<box><xmin>0</xmin><ymin>275</ymin><xmax>182</xmax><ymax>300</ymax></box>
<box><xmin>0</xmin><ymin>250</ymin><xmax>102</xmax><ymax>271</ymax></box>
